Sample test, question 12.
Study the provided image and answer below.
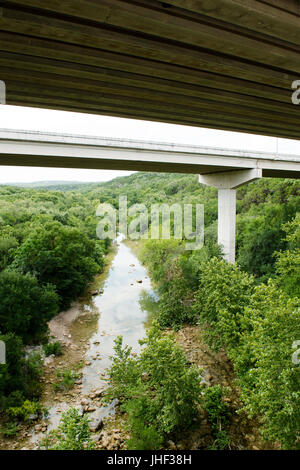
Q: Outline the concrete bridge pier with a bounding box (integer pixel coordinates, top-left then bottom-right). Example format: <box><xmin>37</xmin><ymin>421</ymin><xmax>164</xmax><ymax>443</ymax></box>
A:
<box><xmin>199</xmin><ymin>169</ymin><xmax>262</xmax><ymax>263</ymax></box>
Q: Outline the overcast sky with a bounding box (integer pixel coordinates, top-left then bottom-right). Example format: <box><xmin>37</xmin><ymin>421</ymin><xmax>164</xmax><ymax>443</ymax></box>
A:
<box><xmin>0</xmin><ymin>104</ymin><xmax>300</xmax><ymax>184</ymax></box>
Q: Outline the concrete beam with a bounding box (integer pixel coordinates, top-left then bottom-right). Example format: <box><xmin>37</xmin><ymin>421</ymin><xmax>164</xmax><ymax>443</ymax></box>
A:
<box><xmin>199</xmin><ymin>169</ymin><xmax>263</xmax><ymax>262</ymax></box>
<box><xmin>0</xmin><ymin>130</ymin><xmax>299</xmax><ymax>178</ymax></box>
<box><xmin>199</xmin><ymin>168</ymin><xmax>263</xmax><ymax>189</ymax></box>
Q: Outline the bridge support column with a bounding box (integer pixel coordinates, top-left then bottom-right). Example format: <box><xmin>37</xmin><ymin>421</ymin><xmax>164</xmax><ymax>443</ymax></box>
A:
<box><xmin>199</xmin><ymin>169</ymin><xmax>262</xmax><ymax>263</ymax></box>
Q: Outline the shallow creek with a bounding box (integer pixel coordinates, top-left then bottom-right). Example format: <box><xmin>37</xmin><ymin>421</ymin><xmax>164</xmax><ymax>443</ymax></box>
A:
<box><xmin>29</xmin><ymin>234</ymin><xmax>157</xmax><ymax>445</ymax></box>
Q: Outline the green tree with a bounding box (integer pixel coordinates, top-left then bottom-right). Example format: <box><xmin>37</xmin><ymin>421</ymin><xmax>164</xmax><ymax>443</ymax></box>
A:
<box><xmin>275</xmin><ymin>214</ymin><xmax>300</xmax><ymax>298</ymax></box>
<box><xmin>0</xmin><ymin>270</ymin><xmax>59</xmax><ymax>343</ymax></box>
<box><xmin>11</xmin><ymin>221</ymin><xmax>101</xmax><ymax>309</ymax></box>
<box><xmin>193</xmin><ymin>258</ymin><xmax>254</xmax><ymax>352</ymax></box>
<box><xmin>235</xmin><ymin>282</ymin><xmax>300</xmax><ymax>449</ymax></box>
<box><xmin>106</xmin><ymin>323</ymin><xmax>203</xmax><ymax>449</ymax></box>
<box><xmin>41</xmin><ymin>408</ymin><xmax>95</xmax><ymax>450</ymax></box>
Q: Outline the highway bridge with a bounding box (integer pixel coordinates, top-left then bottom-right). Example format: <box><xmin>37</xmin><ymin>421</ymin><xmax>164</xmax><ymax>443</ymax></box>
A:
<box><xmin>0</xmin><ymin>129</ymin><xmax>299</xmax><ymax>262</ymax></box>
<box><xmin>0</xmin><ymin>0</ymin><xmax>299</xmax><ymax>261</ymax></box>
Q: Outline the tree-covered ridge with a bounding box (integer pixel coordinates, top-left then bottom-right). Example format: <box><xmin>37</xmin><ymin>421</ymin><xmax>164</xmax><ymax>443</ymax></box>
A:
<box><xmin>0</xmin><ymin>186</ymin><xmax>109</xmax><ymax>416</ymax></box>
<box><xmin>76</xmin><ymin>173</ymin><xmax>300</xmax><ymax>280</ymax></box>
<box><xmin>0</xmin><ymin>173</ymin><xmax>299</xmax><ymax>450</ymax></box>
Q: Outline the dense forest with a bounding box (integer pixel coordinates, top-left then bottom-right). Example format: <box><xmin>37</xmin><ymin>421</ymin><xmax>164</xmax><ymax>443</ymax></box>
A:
<box><xmin>0</xmin><ymin>186</ymin><xmax>110</xmax><ymax>422</ymax></box>
<box><xmin>0</xmin><ymin>173</ymin><xmax>299</xmax><ymax>450</ymax></box>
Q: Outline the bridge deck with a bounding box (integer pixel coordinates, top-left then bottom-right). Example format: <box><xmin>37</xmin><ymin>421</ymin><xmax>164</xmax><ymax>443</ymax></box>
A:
<box><xmin>0</xmin><ymin>129</ymin><xmax>299</xmax><ymax>179</ymax></box>
<box><xmin>0</xmin><ymin>1</ymin><xmax>299</xmax><ymax>140</ymax></box>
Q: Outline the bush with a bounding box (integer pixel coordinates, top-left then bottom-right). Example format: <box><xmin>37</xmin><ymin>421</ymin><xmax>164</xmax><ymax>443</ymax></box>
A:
<box><xmin>0</xmin><ymin>270</ymin><xmax>59</xmax><ymax>343</ymax></box>
<box><xmin>43</xmin><ymin>341</ymin><xmax>63</xmax><ymax>357</ymax></box>
<box><xmin>11</xmin><ymin>221</ymin><xmax>102</xmax><ymax>310</ymax></box>
<box><xmin>40</xmin><ymin>408</ymin><xmax>95</xmax><ymax>450</ymax></box>
<box><xmin>141</xmin><ymin>240</ymin><xmax>222</xmax><ymax>330</ymax></box>
<box><xmin>193</xmin><ymin>258</ymin><xmax>254</xmax><ymax>352</ymax></box>
<box><xmin>234</xmin><ymin>281</ymin><xmax>300</xmax><ymax>449</ymax></box>
<box><xmin>105</xmin><ymin>322</ymin><xmax>203</xmax><ymax>449</ymax></box>
<box><xmin>201</xmin><ymin>385</ymin><xmax>230</xmax><ymax>450</ymax></box>
<box><xmin>275</xmin><ymin>214</ymin><xmax>300</xmax><ymax>298</ymax></box>
<box><xmin>157</xmin><ymin>260</ymin><xmax>196</xmax><ymax>330</ymax></box>
<box><xmin>7</xmin><ymin>400</ymin><xmax>44</xmax><ymax>421</ymax></box>
<box><xmin>53</xmin><ymin>368</ymin><xmax>80</xmax><ymax>392</ymax></box>
<box><xmin>1</xmin><ymin>421</ymin><xmax>20</xmax><ymax>438</ymax></box>
<box><xmin>0</xmin><ymin>334</ymin><xmax>43</xmax><ymax>411</ymax></box>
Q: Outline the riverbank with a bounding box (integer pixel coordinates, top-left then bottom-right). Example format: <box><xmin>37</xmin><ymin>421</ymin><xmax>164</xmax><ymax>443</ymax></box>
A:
<box><xmin>0</xmin><ymin>238</ymin><xmax>277</xmax><ymax>451</ymax></box>
<box><xmin>0</xmin><ymin>236</ymin><xmax>156</xmax><ymax>450</ymax></box>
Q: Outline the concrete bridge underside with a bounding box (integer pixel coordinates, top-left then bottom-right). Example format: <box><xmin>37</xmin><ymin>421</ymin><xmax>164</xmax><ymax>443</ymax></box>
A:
<box><xmin>0</xmin><ymin>0</ymin><xmax>299</xmax><ymax>140</ymax></box>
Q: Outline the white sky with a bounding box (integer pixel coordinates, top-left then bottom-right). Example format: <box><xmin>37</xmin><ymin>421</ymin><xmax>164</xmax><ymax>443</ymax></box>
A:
<box><xmin>0</xmin><ymin>104</ymin><xmax>299</xmax><ymax>184</ymax></box>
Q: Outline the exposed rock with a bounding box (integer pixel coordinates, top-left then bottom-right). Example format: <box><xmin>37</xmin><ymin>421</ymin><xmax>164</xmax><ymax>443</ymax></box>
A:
<box><xmin>27</xmin><ymin>413</ymin><xmax>39</xmax><ymax>421</ymax></box>
<box><xmin>87</xmin><ymin>406</ymin><xmax>96</xmax><ymax>412</ymax></box>
<box><xmin>89</xmin><ymin>412</ymin><xmax>104</xmax><ymax>432</ymax></box>
<box><xmin>167</xmin><ymin>440</ymin><xmax>176</xmax><ymax>450</ymax></box>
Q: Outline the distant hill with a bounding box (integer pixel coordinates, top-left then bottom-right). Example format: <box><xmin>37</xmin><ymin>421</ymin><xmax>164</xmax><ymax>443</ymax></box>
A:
<box><xmin>0</xmin><ymin>181</ymin><xmax>94</xmax><ymax>191</ymax></box>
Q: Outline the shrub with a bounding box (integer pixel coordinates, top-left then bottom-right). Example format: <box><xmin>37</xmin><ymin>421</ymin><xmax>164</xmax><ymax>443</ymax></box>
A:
<box><xmin>275</xmin><ymin>214</ymin><xmax>300</xmax><ymax>298</ymax></box>
<box><xmin>193</xmin><ymin>258</ymin><xmax>254</xmax><ymax>352</ymax></box>
<box><xmin>7</xmin><ymin>400</ymin><xmax>44</xmax><ymax>421</ymax></box>
<box><xmin>105</xmin><ymin>322</ymin><xmax>203</xmax><ymax>449</ymax></box>
<box><xmin>202</xmin><ymin>385</ymin><xmax>230</xmax><ymax>450</ymax></box>
<box><xmin>43</xmin><ymin>341</ymin><xmax>63</xmax><ymax>357</ymax></box>
<box><xmin>0</xmin><ymin>334</ymin><xmax>43</xmax><ymax>411</ymax></box>
<box><xmin>0</xmin><ymin>270</ymin><xmax>59</xmax><ymax>343</ymax></box>
<box><xmin>40</xmin><ymin>408</ymin><xmax>95</xmax><ymax>450</ymax></box>
<box><xmin>157</xmin><ymin>260</ymin><xmax>196</xmax><ymax>330</ymax></box>
<box><xmin>234</xmin><ymin>281</ymin><xmax>300</xmax><ymax>449</ymax></box>
<box><xmin>1</xmin><ymin>421</ymin><xmax>20</xmax><ymax>438</ymax></box>
<box><xmin>53</xmin><ymin>368</ymin><xmax>80</xmax><ymax>392</ymax></box>
<box><xmin>11</xmin><ymin>221</ymin><xmax>102</xmax><ymax>310</ymax></box>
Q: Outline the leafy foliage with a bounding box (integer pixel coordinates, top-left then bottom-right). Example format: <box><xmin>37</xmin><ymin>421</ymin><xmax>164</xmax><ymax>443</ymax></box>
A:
<box><xmin>0</xmin><ymin>421</ymin><xmax>20</xmax><ymax>438</ymax></box>
<box><xmin>202</xmin><ymin>385</ymin><xmax>230</xmax><ymax>450</ymax></box>
<box><xmin>53</xmin><ymin>368</ymin><xmax>80</xmax><ymax>392</ymax></box>
<box><xmin>105</xmin><ymin>322</ymin><xmax>203</xmax><ymax>449</ymax></box>
<box><xmin>0</xmin><ymin>334</ymin><xmax>43</xmax><ymax>411</ymax></box>
<box><xmin>7</xmin><ymin>400</ymin><xmax>44</xmax><ymax>422</ymax></box>
<box><xmin>193</xmin><ymin>258</ymin><xmax>254</xmax><ymax>351</ymax></box>
<box><xmin>43</xmin><ymin>341</ymin><xmax>63</xmax><ymax>357</ymax></box>
<box><xmin>0</xmin><ymin>270</ymin><xmax>59</xmax><ymax>343</ymax></box>
<box><xmin>232</xmin><ymin>282</ymin><xmax>300</xmax><ymax>449</ymax></box>
<box><xmin>275</xmin><ymin>214</ymin><xmax>300</xmax><ymax>298</ymax></box>
<box><xmin>11</xmin><ymin>221</ymin><xmax>102</xmax><ymax>310</ymax></box>
<box><xmin>40</xmin><ymin>408</ymin><xmax>95</xmax><ymax>450</ymax></box>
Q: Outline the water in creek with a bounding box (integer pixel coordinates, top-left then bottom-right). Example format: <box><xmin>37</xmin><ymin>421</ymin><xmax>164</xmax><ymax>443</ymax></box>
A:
<box><xmin>80</xmin><ymin>234</ymin><xmax>154</xmax><ymax>394</ymax></box>
<box><xmin>31</xmin><ymin>234</ymin><xmax>158</xmax><ymax>443</ymax></box>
